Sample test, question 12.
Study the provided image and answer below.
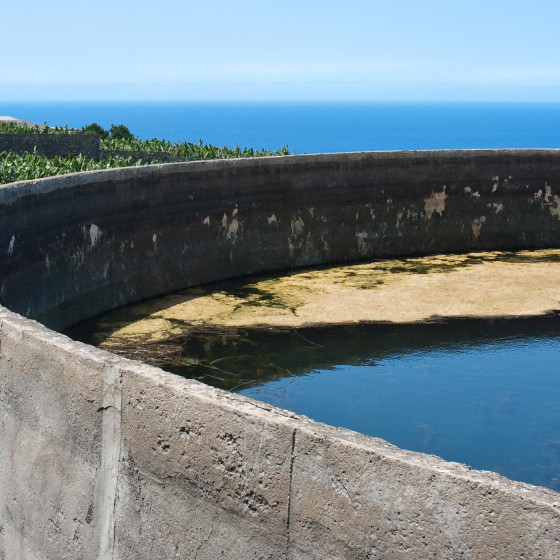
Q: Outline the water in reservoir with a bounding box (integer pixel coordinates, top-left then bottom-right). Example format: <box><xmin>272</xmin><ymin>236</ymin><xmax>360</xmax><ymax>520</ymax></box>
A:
<box><xmin>68</xmin><ymin>313</ymin><xmax>560</xmax><ymax>491</ymax></box>
<box><xmin>66</xmin><ymin>253</ymin><xmax>560</xmax><ymax>491</ymax></box>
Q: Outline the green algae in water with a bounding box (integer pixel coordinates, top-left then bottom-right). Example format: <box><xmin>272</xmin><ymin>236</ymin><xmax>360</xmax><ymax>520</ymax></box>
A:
<box><xmin>66</xmin><ymin>249</ymin><xmax>560</xmax><ymax>344</ymax></box>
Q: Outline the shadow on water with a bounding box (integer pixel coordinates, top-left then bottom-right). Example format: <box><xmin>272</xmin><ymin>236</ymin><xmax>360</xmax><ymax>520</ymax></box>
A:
<box><xmin>112</xmin><ymin>314</ymin><xmax>560</xmax><ymax>391</ymax></box>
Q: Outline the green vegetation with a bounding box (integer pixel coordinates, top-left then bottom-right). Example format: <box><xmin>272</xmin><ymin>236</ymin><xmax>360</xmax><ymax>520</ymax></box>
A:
<box><xmin>92</xmin><ymin>122</ymin><xmax>290</xmax><ymax>158</ymax></box>
<box><xmin>108</xmin><ymin>123</ymin><xmax>134</xmax><ymax>141</ymax></box>
<box><xmin>0</xmin><ymin>122</ymin><xmax>72</xmax><ymax>134</ymax></box>
<box><xmin>82</xmin><ymin>122</ymin><xmax>109</xmax><ymax>138</ymax></box>
<box><xmin>0</xmin><ymin>149</ymin><xmax>143</xmax><ymax>184</ymax></box>
<box><xmin>0</xmin><ymin>121</ymin><xmax>291</xmax><ymax>184</ymax></box>
<box><xmin>101</xmin><ymin>135</ymin><xmax>290</xmax><ymax>159</ymax></box>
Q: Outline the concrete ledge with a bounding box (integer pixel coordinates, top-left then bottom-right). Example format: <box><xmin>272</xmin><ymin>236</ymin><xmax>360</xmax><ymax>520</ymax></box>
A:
<box><xmin>1</xmin><ymin>151</ymin><xmax>560</xmax><ymax>559</ymax></box>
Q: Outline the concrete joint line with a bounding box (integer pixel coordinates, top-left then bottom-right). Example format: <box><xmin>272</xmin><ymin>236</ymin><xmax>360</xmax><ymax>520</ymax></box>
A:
<box><xmin>98</xmin><ymin>365</ymin><xmax>122</xmax><ymax>560</ymax></box>
<box><xmin>285</xmin><ymin>428</ymin><xmax>297</xmax><ymax>551</ymax></box>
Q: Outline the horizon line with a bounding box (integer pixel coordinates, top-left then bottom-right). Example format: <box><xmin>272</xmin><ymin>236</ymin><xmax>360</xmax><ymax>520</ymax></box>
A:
<box><xmin>3</xmin><ymin>99</ymin><xmax>560</xmax><ymax>104</ymax></box>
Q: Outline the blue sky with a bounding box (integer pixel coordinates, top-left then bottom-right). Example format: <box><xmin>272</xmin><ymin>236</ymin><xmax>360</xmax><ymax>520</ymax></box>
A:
<box><xmin>2</xmin><ymin>0</ymin><xmax>560</xmax><ymax>101</ymax></box>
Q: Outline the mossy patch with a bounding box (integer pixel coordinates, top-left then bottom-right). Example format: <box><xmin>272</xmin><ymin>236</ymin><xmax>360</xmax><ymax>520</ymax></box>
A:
<box><xmin>67</xmin><ymin>249</ymin><xmax>560</xmax><ymax>352</ymax></box>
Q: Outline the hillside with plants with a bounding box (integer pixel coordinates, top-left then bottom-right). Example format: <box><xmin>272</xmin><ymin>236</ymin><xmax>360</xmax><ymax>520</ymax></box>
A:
<box><xmin>0</xmin><ymin>121</ymin><xmax>290</xmax><ymax>184</ymax></box>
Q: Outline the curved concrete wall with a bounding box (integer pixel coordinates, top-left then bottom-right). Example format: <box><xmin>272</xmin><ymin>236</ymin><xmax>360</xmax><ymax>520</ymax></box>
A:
<box><xmin>1</xmin><ymin>150</ymin><xmax>560</xmax><ymax>559</ymax></box>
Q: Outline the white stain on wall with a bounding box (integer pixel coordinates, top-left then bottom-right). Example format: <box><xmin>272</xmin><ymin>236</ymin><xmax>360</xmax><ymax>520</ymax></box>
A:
<box><xmin>488</xmin><ymin>202</ymin><xmax>504</xmax><ymax>214</ymax></box>
<box><xmin>290</xmin><ymin>217</ymin><xmax>305</xmax><ymax>238</ymax></box>
<box><xmin>288</xmin><ymin>216</ymin><xmax>306</xmax><ymax>252</ymax></box>
<box><xmin>226</xmin><ymin>218</ymin><xmax>240</xmax><ymax>242</ymax></box>
<box><xmin>424</xmin><ymin>187</ymin><xmax>448</xmax><ymax>220</ymax></box>
<box><xmin>535</xmin><ymin>184</ymin><xmax>560</xmax><ymax>221</ymax></box>
<box><xmin>472</xmin><ymin>216</ymin><xmax>486</xmax><ymax>240</ymax></box>
<box><xmin>90</xmin><ymin>224</ymin><xmax>102</xmax><ymax>247</ymax></box>
<box><xmin>549</xmin><ymin>195</ymin><xmax>560</xmax><ymax>221</ymax></box>
<box><xmin>356</xmin><ymin>231</ymin><xmax>368</xmax><ymax>256</ymax></box>
<box><xmin>7</xmin><ymin>235</ymin><xmax>15</xmax><ymax>256</ymax></box>
<box><xmin>464</xmin><ymin>186</ymin><xmax>480</xmax><ymax>198</ymax></box>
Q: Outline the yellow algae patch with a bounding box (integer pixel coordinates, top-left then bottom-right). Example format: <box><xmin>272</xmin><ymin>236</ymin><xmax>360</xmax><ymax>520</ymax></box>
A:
<box><xmin>91</xmin><ymin>249</ymin><xmax>560</xmax><ymax>348</ymax></box>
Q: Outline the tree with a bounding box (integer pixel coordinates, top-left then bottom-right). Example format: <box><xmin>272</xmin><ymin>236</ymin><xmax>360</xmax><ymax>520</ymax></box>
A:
<box><xmin>109</xmin><ymin>124</ymin><xmax>134</xmax><ymax>141</ymax></box>
<box><xmin>83</xmin><ymin>123</ymin><xmax>109</xmax><ymax>139</ymax></box>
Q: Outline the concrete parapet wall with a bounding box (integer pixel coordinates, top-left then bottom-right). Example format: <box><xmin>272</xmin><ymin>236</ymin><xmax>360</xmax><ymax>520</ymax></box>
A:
<box><xmin>1</xmin><ymin>150</ymin><xmax>560</xmax><ymax>559</ymax></box>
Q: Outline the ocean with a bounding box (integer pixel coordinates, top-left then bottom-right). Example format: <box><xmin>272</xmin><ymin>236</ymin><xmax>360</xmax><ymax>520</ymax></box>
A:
<box><xmin>2</xmin><ymin>101</ymin><xmax>560</xmax><ymax>154</ymax></box>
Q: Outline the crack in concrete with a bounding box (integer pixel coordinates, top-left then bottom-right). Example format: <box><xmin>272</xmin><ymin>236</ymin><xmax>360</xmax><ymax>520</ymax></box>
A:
<box><xmin>193</xmin><ymin>508</ymin><xmax>220</xmax><ymax>560</ymax></box>
<box><xmin>285</xmin><ymin>428</ymin><xmax>297</xmax><ymax>554</ymax></box>
<box><xmin>98</xmin><ymin>365</ymin><xmax>122</xmax><ymax>560</ymax></box>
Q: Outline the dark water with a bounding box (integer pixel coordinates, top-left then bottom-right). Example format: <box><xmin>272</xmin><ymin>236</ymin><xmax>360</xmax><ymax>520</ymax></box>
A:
<box><xmin>69</xmin><ymin>314</ymin><xmax>560</xmax><ymax>490</ymax></box>
<box><xmin>3</xmin><ymin>101</ymin><xmax>560</xmax><ymax>153</ymax></box>
<box><xmin>224</xmin><ymin>319</ymin><xmax>560</xmax><ymax>491</ymax></box>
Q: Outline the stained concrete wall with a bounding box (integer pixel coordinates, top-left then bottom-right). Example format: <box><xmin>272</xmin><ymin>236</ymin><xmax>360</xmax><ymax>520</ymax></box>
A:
<box><xmin>0</xmin><ymin>133</ymin><xmax>100</xmax><ymax>160</ymax></box>
<box><xmin>1</xmin><ymin>150</ymin><xmax>560</xmax><ymax>559</ymax></box>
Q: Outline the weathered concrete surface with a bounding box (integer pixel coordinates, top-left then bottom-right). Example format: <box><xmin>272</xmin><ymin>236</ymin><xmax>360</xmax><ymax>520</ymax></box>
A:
<box><xmin>0</xmin><ymin>311</ymin><xmax>106</xmax><ymax>560</ymax></box>
<box><xmin>2</xmin><ymin>307</ymin><xmax>560</xmax><ymax>559</ymax></box>
<box><xmin>2</xmin><ymin>150</ymin><xmax>560</xmax><ymax>331</ymax></box>
<box><xmin>80</xmin><ymin>249</ymin><xmax>560</xmax><ymax>348</ymax></box>
<box><xmin>1</xmin><ymin>151</ymin><xmax>560</xmax><ymax>559</ymax></box>
<box><xmin>288</xmin><ymin>421</ymin><xmax>560</xmax><ymax>559</ymax></box>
